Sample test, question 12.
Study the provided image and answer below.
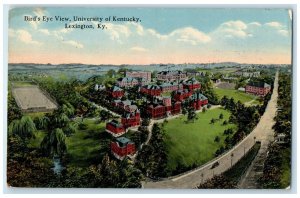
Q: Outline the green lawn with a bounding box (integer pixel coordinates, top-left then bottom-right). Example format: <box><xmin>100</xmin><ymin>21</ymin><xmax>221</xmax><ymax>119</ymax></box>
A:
<box><xmin>163</xmin><ymin>107</ymin><xmax>236</xmax><ymax>172</ymax></box>
<box><xmin>66</xmin><ymin>119</ymin><xmax>111</xmax><ymax>167</ymax></box>
<box><xmin>28</xmin><ymin>130</ymin><xmax>47</xmax><ymax>148</ymax></box>
<box><xmin>28</xmin><ymin>118</ymin><xmax>111</xmax><ymax>167</ymax></box>
<box><xmin>214</xmin><ymin>88</ymin><xmax>259</xmax><ymax>104</ymax></box>
<box><xmin>25</xmin><ymin>112</ymin><xmax>47</xmax><ymax>119</ymax></box>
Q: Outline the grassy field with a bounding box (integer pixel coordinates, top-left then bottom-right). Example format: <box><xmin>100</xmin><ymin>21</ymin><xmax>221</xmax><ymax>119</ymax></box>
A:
<box><xmin>163</xmin><ymin>107</ymin><xmax>236</xmax><ymax>172</ymax></box>
<box><xmin>214</xmin><ymin>88</ymin><xmax>260</xmax><ymax>104</ymax></box>
<box><xmin>28</xmin><ymin>130</ymin><xmax>47</xmax><ymax>148</ymax></box>
<box><xmin>25</xmin><ymin>112</ymin><xmax>47</xmax><ymax>119</ymax></box>
<box><xmin>28</xmin><ymin>118</ymin><xmax>111</xmax><ymax>167</ymax></box>
<box><xmin>66</xmin><ymin>119</ymin><xmax>111</xmax><ymax>166</ymax></box>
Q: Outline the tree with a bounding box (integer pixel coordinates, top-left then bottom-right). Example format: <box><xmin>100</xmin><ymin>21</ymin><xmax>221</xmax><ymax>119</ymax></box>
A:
<box><xmin>7</xmin><ymin>92</ymin><xmax>23</xmax><ymax>124</ymax></box>
<box><xmin>117</xmin><ymin>67</ymin><xmax>129</xmax><ymax>75</ymax></box>
<box><xmin>235</xmin><ymin>77</ymin><xmax>247</xmax><ymax>90</ymax></box>
<box><xmin>182</xmin><ymin>108</ymin><xmax>187</xmax><ymax>115</ymax></box>
<box><xmin>222</xmin><ymin>120</ymin><xmax>228</xmax><ymax>126</ymax></box>
<box><xmin>210</xmin><ymin>118</ymin><xmax>215</xmax><ymax>124</ymax></box>
<box><xmin>40</xmin><ymin>128</ymin><xmax>67</xmax><ymax>157</ymax></box>
<box><xmin>141</xmin><ymin>118</ymin><xmax>150</xmax><ymax>126</ymax></box>
<box><xmin>53</xmin><ymin>113</ymin><xmax>70</xmax><ymax>128</ymax></box>
<box><xmin>9</xmin><ymin>116</ymin><xmax>36</xmax><ymax>140</ymax></box>
<box><xmin>63</xmin><ymin>122</ymin><xmax>77</xmax><ymax>136</ymax></box>
<box><xmin>219</xmin><ymin>113</ymin><xmax>224</xmax><ymax>120</ymax></box>
<box><xmin>34</xmin><ymin>116</ymin><xmax>50</xmax><ymax>130</ymax></box>
<box><xmin>136</xmin><ymin>124</ymin><xmax>168</xmax><ymax>178</ymax></box>
<box><xmin>187</xmin><ymin>108</ymin><xmax>197</xmax><ymax>122</ymax></box>
<box><xmin>60</xmin><ymin>103</ymin><xmax>75</xmax><ymax>117</ymax></box>
<box><xmin>106</xmin><ymin>69</ymin><xmax>116</xmax><ymax>78</ymax></box>
<box><xmin>90</xmin><ymin>154</ymin><xmax>119</xmax><ymax>187</ymax></box>
<box><xmin>214</xmin><ymin>136</ymin><xmax>220</xmax><ymax>143</ymax></box>
<box><xmin>99</xmin><ymin>110</ymin><xmax>111</xmax><ymax>122</ymax></box>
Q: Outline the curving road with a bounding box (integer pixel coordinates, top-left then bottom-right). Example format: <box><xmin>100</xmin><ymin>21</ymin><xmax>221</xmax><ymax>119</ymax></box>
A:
<box><xmin>142</xmin><ymin>71</ymin><xmax>278</xmax><ymax>189</ymax></box>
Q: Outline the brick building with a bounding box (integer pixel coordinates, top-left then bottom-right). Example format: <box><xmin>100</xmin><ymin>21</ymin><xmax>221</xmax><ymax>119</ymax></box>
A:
<box><xmin>140</xmin><ymin>84</ymin><xmax>162</xmax><ymax>96</ymax></box>
<box><xmin>190</xmin><ymin>92</ymin><xmax>208</xmax><ymax>110</ymax></box>
<box><xmin>159</xmin><ymin>82</ymin><xmax>183</xmax><ymax>92</ymax></box>
<box><xmin>183</xmin><ymin>78</ymin><xmax>201</xmax><ymax>90</ymax></box>
<box><xmin>105</xmin><ymin>120</ymin><xmax>125</xmax><ymax>137</ymax></box>
<box><xmin>245</xmin><ymin>81</ymin><xmax>271</xmax><ymax>97</ymax></box>
<box><xmin>126</xmin><ymin>71</ymin><xmax>152</xmax><ymax>82</ymax></box>
<box><xmin>113</xmin><ymin>100</ymin><xmax>132</xmax><ymax>109</ymax></box>
<box><xmin>147</xmin><ymin>97</ymin><xmax>181</xmax><ymax>119</ymax></box>
<box><xmin>111</xmin><ymin>137</ymin><xmax>136</xmax><ymax>160</ymax></box>
<box><xmin>107</xmin><ymin>86</ymin><xmax>124</xmax><ymax>98</ymax></box>
<box><xmin>174</xmin><ymin>89</ymin><xmax>193</xmax><ymax>101</ymax></box>
<box><xmin>157</xmin><ymin>70</ymin><xmax>188</xmax><ymax>82</ymax></box>
<box><xmin>121</xmin><ymin>108</ymin><xmax>140</xmax><ymax>128</ymax></box>
<box><xmin>117</xmin><ymin>77</ymin><xmax>139</xmax><ymax>87</ymax></box>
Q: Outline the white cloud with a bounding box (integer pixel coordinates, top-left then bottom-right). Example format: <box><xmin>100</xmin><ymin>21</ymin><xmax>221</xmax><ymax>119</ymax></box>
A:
<box><xmin>33</xmin><ymin>8</ymin><xmax>45</xmax><ymax>17</ymax></box>
<box><xmin>27</xmin><ymin>16</ymin><xmax>38</xmax><ymax>30</ymax></box>
<box><xmin>215</xmin><ymin>20</ymin><xmax>249</xmax><ymax>38</ymax></box>
<box><xmin>130</xmin><ymin>46</ymin><xmax>148</xmax><ymax>52</ymax></box>
<box><xmin>63</xmin><ymin>40</ymin><xmax>84</xmax><ymax>48</ymax></box>
<box><xmin>59</xmin><ymin>28</ymin><xmax>73</xmax><ymax>34</ymax></box>
<box><xmin>265</xmin><ymin>21</ymin><xmax>283</xmax><ymax>28</ymax></box>
<box><xmin>130</xmin><ymin>23</ymin><xmax>144</xmax><ymax>36</ymax></box>
<box><xmin>26</xmin><ymin>8</ymin><xmax>46</xmax><ymax>30</ymax></box>
<box><xmin>10</xmin><ymin>29</ymin><xmax>42</xmax><ymax>45</ymax></box>
<box><xmin>248</xmin><ymin>22</ymin><xmax>262</xmax><ymax>27</ymax></box>
<box><xmin>278</xmin><ymin>29</ymin><xmax>289</xmax><ymax>37</ymax></box>
<box><xmin>39</xmin><ymin>29</ymin><xmax>50</xmax><ymax>35</ymax></box>
<box><xmin>221</xmin><ymin>20</ymin><xmax>247</xmax><ymax>30</ymax></box>
<box><xmin>146</xmin><ymin>28</ymin><xmax>167</xmax><ymax>40</ymax></box>
<box><xmin>264</xmin><ymin>21</ymin><xmax>290</xmax><ymax>37</ymax></box>
<box><xmin>52</xmin><ymin>31</ymin><xmax>64</xmax><ymax>40</ymax></box>
<box><xmin>169</xmin><ymin>27</ymin><xmax>211</xmax><ymax>45</ymax></box>
<box><xmin>103</xmin><ymin>22</ymin><xmax>210</xmax><ymax>46</ymax></box>
<box><xmin>52</xmin><ymin>27</ymin><xmax>74</xmax><ymax>41</ymax></box>
<box><xmin>104</xmin><ymin>23</ymin><xmax>131</xmax><ymax>43</ymax></box>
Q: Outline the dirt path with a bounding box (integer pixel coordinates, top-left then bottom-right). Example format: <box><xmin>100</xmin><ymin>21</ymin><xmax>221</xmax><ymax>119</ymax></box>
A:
<box><xmin>142</xmin><ymin>71</ymin><xmax>278</xmax><ymax>189</ymax></box>
<box><xmin>91</xmin><ymin>102</ymin><xmax>121</xmax><ymax>117</ymax></box>
<box><xmin>244</xmin><ymin>98</ymin><xmax>258</xmax><ymax>106</ymax></box>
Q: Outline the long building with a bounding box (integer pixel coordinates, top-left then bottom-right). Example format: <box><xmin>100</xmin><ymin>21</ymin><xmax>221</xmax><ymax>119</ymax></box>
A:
<box><xmin>140</xmin><ymin>84</ymin><xmax>162</xmax><ymax>96</ymax></box>
<box><xmin>157</xmin><ymin>70</ymin><xmax>188</xmax><ymax>82</ymax></box>
<box><xmin>245</xmin><ymin>81</ymin><xmax>271</xmax><ymax>97</ymax></box>
<box><xmin>116</xmin><ymin>77</ymin><xmax>139</xmax><ymax>87</ymax></box>
<box><xmin>126</xmin><ymin>71</ymin><xmax>152</xmax><ymax>82</ymax></box>
<box><xmin>147</xmin><ymin>97</ymin><xmax>181</xmax><ymax>119</ymax></box>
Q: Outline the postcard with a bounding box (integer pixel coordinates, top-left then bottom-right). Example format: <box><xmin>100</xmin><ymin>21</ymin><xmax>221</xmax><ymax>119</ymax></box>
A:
<box><xmin>6</xmin><ymin>6</ymin><xmax>292</xmax><ymax>189</ymax></box>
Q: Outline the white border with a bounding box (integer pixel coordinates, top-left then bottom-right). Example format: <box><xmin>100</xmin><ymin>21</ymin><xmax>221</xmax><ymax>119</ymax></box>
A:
<box><xmin>1</xmin><ymin>0</ymin><xmax>299</xmax><ymax>197</ymax></box>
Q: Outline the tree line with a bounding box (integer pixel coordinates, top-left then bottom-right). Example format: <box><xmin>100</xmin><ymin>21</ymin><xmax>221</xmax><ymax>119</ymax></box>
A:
<box><xmin>259</xmin><ymin>72</ymin><xmax>291</xmax><ymax>188</ymax></box>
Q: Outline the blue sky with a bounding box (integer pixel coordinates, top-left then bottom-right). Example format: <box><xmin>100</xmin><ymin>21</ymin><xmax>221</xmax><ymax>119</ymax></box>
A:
<box><xmin>8</xmin><ymin>7</ymin><xmax>292</xmax><ymax>64</ymax></box>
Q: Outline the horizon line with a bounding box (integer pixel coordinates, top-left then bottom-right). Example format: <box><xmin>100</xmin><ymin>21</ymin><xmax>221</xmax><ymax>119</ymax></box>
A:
<box><xmin>8</xmin><ymin>62</ymin><xmax>291</xmax><ymax>66</ymax></box>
